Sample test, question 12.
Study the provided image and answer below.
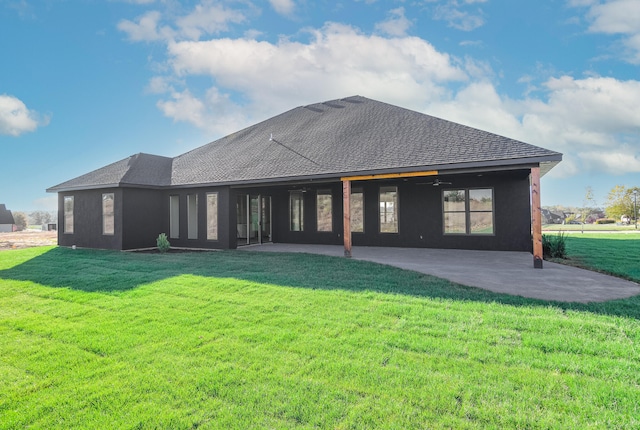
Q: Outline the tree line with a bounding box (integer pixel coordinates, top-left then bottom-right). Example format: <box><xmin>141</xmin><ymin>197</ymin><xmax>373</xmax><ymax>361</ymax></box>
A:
<box><xmin>10</xmin><ymin>210</ymin><xmax>57</xmax><ymax>231</ymax></box>
<box><xmin>546</xmin><ymin>185</ymin><xmax>639</xmax><ymax>223</ymax></box>
<box><xmin>604</xmin><ymin>185</ymin><xmax>639</xmax><ymax>221</ymax></box>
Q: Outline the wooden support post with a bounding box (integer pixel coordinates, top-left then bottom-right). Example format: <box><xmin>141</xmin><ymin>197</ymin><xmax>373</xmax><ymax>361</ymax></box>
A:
<box><xmin>531</xmin><ymin>167</ymin><xmax>543</xmax><ymax>269</ymax></box>
<box><xmin>343</xmin><ymin>179</ymin><xmax>352</xmax><ymax>258</ymax></box>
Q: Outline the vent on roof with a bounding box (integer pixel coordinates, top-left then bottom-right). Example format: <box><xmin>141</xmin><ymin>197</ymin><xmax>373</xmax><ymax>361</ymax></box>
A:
<box><xmin>303</xmin><ymin>105</ymin><xmax>324</xmax><ymax>113</ymax></box>
<box><xmin>322</xmin><ymin>102</ymin><xmax>345</xmax><ymax>109</ymax></box>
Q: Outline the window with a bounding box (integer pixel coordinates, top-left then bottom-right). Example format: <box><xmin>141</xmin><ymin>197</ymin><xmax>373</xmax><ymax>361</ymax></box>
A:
<box><xmin>64</xmin><ymin>196</ymin><xmax>74</xmax><ymax>234</ymax></box>
<box><xmin>102</xmin><ymin>193</ymin><xmax>114</xmax><ymax>235</ymax></box>
<box><xmin>443</xmin><ymin>188</ymin><xmax>494</xmax><ymax>235</ymax></box>
<box><xmin>290</xmin><ymin>191</ymin><xmax>304</xmax><ymax>231</ymax></box>
<box><xmin>206</xmin><ymin>193</ymin><xmax>218</xmax><ymax>241</ymax></box>
<box><xmin>169</xmin><ymin>195</ymin><xmax>179</xmax><ymax>239</ymax></box>
<box><xmin>379</xmin><ymin>186</ymin><xmax>398</xmax><ymax>233</ymax></box>
<box><xmin>316</xmin><ymin>190</ymin><xmax>332</xmax><ymax>232</ymax></box>
<box><xmin>443</xmin><ymin>190</ymin><xmax>466</xmax><ymax>234</ymax></box>
<box><xmin>187</xmin><ymin>194</ymin><xmax>198</xmax><ymax>240</ymax></box>
<box><xmin>350</xmin><ymin>188</ymin><xmax>364</xmax><ymax>233</ymax></box>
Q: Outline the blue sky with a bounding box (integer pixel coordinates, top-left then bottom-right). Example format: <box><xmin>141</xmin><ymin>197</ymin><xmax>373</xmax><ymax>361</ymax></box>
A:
<box><xmin>1</xmin><ymin>0</ymin><xmax>639</xmax><ymax>212</ymax></box>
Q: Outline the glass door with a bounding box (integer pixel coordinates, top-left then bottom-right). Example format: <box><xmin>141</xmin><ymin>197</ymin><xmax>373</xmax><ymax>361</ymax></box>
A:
<box><xmin>237</xmin><ymin>194</ymin><xmax>248</xmax><ymax>244</ymax></box>
<box><xmin>261</xmin><ymin>196</ymin><xmax>272</xmax><ymax>243</ymax></box>
<box><xmin>237</xmin><ymin>193</ymin><xmax>272</xmax><ymax>245</ymax></box>
<box><xmin>249</xmin><ymin>195</ymin><xmax>260</xmax><ymax>244</ymax></box>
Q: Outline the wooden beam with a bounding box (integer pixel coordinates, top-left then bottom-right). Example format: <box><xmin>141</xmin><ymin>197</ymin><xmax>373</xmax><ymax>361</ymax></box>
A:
<box><xmin>343</xmin><ymin>179</ymin><xmax>352</xmax><ymax>258</ymax></box>
<box><xmin>531</xmin><ymin>167</ymin><xmax>543</xmax><ymax>269</ymax></box>
<box><xmin>340</xmin><ymin>170</ymin><xmax>438</xmax><ymax>182</ymax></box>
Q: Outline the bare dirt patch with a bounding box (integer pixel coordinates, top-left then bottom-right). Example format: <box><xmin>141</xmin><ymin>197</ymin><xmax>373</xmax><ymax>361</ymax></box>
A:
<box><xmin>0</xmin><ymin>231</ymin><xmax>57</xmax><ymax>250</ymax></box>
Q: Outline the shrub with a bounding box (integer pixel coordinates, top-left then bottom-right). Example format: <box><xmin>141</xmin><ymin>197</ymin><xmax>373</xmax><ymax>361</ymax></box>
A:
<box><xmin>542</xmin><ymin>232</ymin><xmax>566</xmax><ymax>259</ymax></box>
<box><xmin>595</xmin><ymin>218</ymin><xmax>616</xmax><ymax>224</ymax></box>
<box><xmin>156</xmin><ymin>233</ymin><xmax>170</xmax><ymax>253</ymax></box>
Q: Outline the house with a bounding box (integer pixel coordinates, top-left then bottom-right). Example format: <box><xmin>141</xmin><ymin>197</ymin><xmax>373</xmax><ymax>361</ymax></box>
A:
<box><xmin>47</xmin><ymin>96</ymin><xmax>562</xmax><ymax>267</ymax></box>
<box><xmin>0</xmin><ymin>204</ymin><xmax>16</xmax><ymax>232</ymax></box>
<box><xmin>541</xmin><ymin>209</ymin><xmax>566</xmax><ymax>225</ymax></box>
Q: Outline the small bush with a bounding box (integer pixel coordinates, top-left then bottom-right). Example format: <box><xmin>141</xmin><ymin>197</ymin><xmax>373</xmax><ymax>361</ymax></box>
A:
<box><xmin>542</xmin><ymin>232</ymin><xmax>566</xmax><ymax>259</ymax></box>
<box><xmin>156</xmin><ymin>233</ymin><xmax>170</xmax><ymax>253</ymax></box>
<box><xmin>595</xmin><ymin>218</ymin><xmax>616</xmax><ymax>224</ymax></box>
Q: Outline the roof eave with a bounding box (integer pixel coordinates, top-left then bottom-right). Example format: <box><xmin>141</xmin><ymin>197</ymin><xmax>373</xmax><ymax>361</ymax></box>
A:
<box><xmin>46</xmin><ymin>182</ymin><xmax>169</xmax><ymax>193</ymax></box>
<box><xmin>175</xmin><ymin>154</ymin><xmax>564</xmax><ymax>189</ymax></box>
<box><xmin>48</xmin><ymin>153</ymin><xmax>562</xmax><ymax>192</ymax></box>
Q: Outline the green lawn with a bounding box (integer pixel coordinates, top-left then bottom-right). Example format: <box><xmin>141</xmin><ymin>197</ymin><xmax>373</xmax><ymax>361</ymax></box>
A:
<box><xmin>1</xmin><ymin>246</ymin><xmax>639</xmax><ymax>429</ymax></box>
<box><xmin>560</xmin><ymin>233</ymin><xmax>640</xmax><ymax>282</ymax></box>
<box><xmin>543</xmin><ymin>223</ymin><xmax>637</xmax><ymax>232</ymax></box>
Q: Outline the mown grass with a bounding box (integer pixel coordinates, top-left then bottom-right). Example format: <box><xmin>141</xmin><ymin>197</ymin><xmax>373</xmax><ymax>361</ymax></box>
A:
<box><xmin>543</xmin><ymin>224</ymin><xmax>637</xmax><ymax>231</ymax></box>
<box><xmin>560</xmin><ymin>233</ymin><xmax>640</xmax><ymax>283</ymax></box>
<box><xmin>1</xmin><ymin>246</ymin><xmax>639</xmax><ymax>429</ymax></box>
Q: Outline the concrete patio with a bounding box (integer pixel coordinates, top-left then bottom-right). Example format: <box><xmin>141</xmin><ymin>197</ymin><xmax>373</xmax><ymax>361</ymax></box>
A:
<box><xmin>241</xmin><ymin>244</ymin><xmax>640</xmax><ymax>303</ymax></box>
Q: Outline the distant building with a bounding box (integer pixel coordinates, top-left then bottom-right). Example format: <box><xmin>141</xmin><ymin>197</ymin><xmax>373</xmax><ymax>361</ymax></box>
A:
<box><xmin>541</xmin><ymin>209</ymin><xmax>565</xmax><ymax>224</ymax></box>
<box><xmin>0</xmin><ymin>204</ymin><xmax>15</xmax><ymax>232</ymax></box>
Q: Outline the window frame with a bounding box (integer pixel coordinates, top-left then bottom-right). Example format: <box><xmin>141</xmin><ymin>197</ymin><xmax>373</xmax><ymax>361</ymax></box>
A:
<box><xmin>379</xmin><ymin>186</ymin><xmax>399</xmax><ymax>234</ymax></box>
<box><xmin>102</xmin><ymin>193</ymin><xmax>115</xmax><ymax>236</ymax></box>
<box><xmin>206</xmin><ymin>192</ymin><xmax>219</xmax><ymax>241</ymax></box>
<box><xmin>316</xmin><ymin>189</ymin><xmax>333</xmax><ymax>233</ymax></box>
<box><xmin>63</xmin><ymin>196</ymin><xmax>74</xmax><ymax>234</ymax></box>
<box><xmin>289</xmin><ymin>191</ymin><xmax>304</xmax><ymax>232</ymax></box>
<box><xmin>442</xmin><ymin>187</ymin><xmax>495</xmax><ymax>236</ymax></box>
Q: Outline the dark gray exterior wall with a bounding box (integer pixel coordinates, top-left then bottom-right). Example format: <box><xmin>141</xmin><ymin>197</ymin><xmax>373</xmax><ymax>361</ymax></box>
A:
<box><xmin>162</xmin><ymin>186</ymin><xmax>233</xmax><ymax>250</ymax></box>
<box><xmin>57</xmin><ymin>186</ymin><xmax>232</xmax><ymax>251</ymax></box>
<box><xmin>121</xmin><ymin>188</ymin><xmax>165</xmax><ymax>250</ymax></box>
<box><xmin>235</xmin><ymin>170</ymin><xmax>532</xmax><ymax>252</ymax></box>
<box><xmin>56</xmin><ymin>170</ymin><xmax>532</xmax><ymax>252</ymax></box>
<box><xmin>57</xmin><ymin>188</ymin><xmax>123</xmax><ymax>250</ymax></box>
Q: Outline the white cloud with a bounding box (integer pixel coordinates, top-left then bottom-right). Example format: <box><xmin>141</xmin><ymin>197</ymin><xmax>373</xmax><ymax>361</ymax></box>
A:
<box><xmin>146</xmin><ymin>76</ymin><xmax>174</xmax><ymax>94</ymax></box>
<box><xmin>433</xmin><ymin>1</ymin><xmax>485</xmax><ymax>31</ymax></box>
<box><xmin>156</xmin><ymin>88</ymin><xmax>245</xmax><ymax>135</ymax></box>
<box><xmin>0</xmin><ymin>94</ymin><xmax>48</xmax><ymax>137</ymax></box>
<box><xmin>118</xmin><ymin>10</ymin><xmax>170</xmax><ymax>42</ymax></box>
<box><xmin>580</xmin><ymin>150</ymin><xmax>640</xmax><ymax>173</ymax></box>
<box><xmin>176</xmin><ymin>2</ymin><xmax>246</xmax><ymax>40</ymax></box>
<box><xmin>427</xmin><ymin>75</ymin><xmax>640</xmax><ymax>176</ymax></box>
<box><xmin>375</xmin><ymin>7</ymin><xmax>412</xmax><ymax>37</ymax></box>
<box><xmin>269</xmin><ymin>0</ymin><xmax>295</xmax><ymax>16</ymax></box>
<box><xmin>158</xmin><ymin>22</ymin><xmax>467</xmax><ymax>134</ymax></box>
<box><xmin>118</xmin><ymin>3</ymin><xmax>246</xmax><ymax>42</ymax></box>
<box><xmin>588</xmin><ymin>0</ymin><xmax>640</xmax><ymax>34</ymax></box>
<box><xmin>576</xmin><ymin>0</ymin><xmax>640</xmax><ymax>63</ymax></box>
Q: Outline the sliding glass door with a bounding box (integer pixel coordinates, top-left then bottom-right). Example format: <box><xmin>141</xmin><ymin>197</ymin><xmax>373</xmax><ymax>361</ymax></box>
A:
<box><xmin>237</xmin><ymin>194</ymin><xmax>271</xmax><ymax>245</ymax></box>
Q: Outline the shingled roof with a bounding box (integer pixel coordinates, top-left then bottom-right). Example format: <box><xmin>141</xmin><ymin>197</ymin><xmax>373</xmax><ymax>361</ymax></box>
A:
<box><xmin>48</xmin><ymin>153</ymin><xmax>172</xmax><ymax>192</ymax></box>
<box><xmin>48</xmin><ymin>95</ymin><xmax>561</xmax><ymax>192</ymax></box>
<box><xmin>0</xmin><ymin>204</ymin><xmax>15</xmax><ymax>225</ymax></box>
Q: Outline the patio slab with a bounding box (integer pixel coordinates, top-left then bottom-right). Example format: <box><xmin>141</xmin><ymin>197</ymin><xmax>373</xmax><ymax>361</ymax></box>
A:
<box><xmin>241</xmin><ymin>244</ymin><xmax>640</xmax><ymax>303</ymax></box>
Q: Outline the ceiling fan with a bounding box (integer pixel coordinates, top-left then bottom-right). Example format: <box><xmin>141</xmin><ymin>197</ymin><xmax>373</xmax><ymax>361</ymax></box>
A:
<box><xmin>417</xmin><ymin>178</ymin><xmax>452</xmax><ymax>186</ymax></box>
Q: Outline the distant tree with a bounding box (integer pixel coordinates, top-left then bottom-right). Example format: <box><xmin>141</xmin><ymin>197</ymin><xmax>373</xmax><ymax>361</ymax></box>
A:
<box><xmin>605</xmin><ymin>185</ymin><xmax>640</xmax><ymax>220</ymax></box>
<box><xmin>13</xmin><ymin>212</ymin><xmax>28</xmax><ymax>231</ymax></box>
<box><xmin>29</xmin><ymin>210</ymin><xmax>52</xmax><ymax>225</ymax></box>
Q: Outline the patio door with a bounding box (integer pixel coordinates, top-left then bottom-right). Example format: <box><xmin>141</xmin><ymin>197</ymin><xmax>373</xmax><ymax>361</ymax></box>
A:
<box><xmin>237</xmin><ymin>194</ymin><xmax>271</xmax><ymax>245</ymax></box>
